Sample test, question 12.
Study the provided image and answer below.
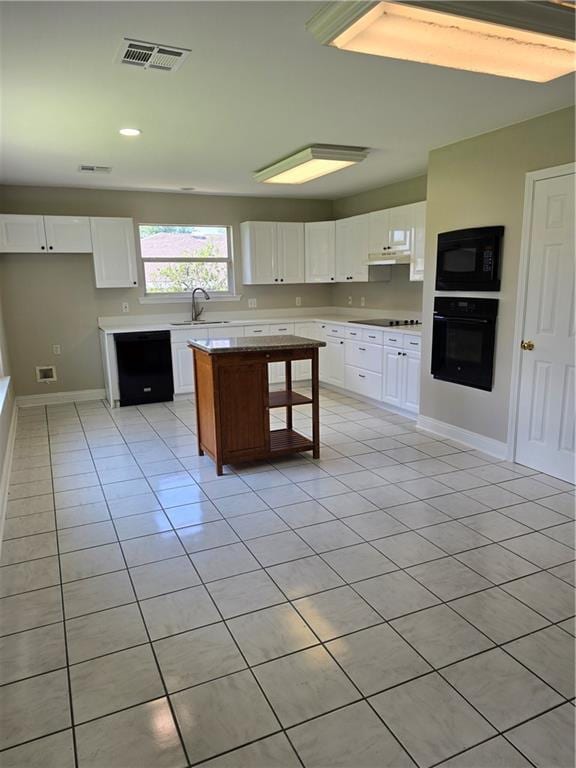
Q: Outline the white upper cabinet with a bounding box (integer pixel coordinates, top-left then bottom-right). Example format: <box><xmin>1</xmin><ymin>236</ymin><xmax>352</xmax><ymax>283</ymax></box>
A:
<box><xmin>305</xmin><ymin>221</ymin><xmax>335</xmax><ymax>283</ymax></box>
<box><xmin>335</xmin><ymin>214</ymin><xmax>369</xmax><ymax>282</ymax></box>
<box><xmin>241</xmin><ymin>221</ymin><xmax>304</xmax><ymax>285</ymax></box>
<box><xmin>276</xmin><ymin>222</ymin><xmax>305</xmax><ymax>284</ymax></box>
<box><xmin>43</xmin><ymin>216</ymin><xmax>92</xmax><ymax>253</ymax></box>
<box><xmin>410</xmin><ymin>201</ymin><xmax>426</xmax><ymax>282</ymax></box>
<box><xmin>0</xmin><ymin>215</ymin><xmax>48</xmax><ymax>253</ymax></box>
<box><xmin>367</xmin><ymin>210</ymin><xmax>389</xmax><ymax>255</ymax></box>
<box><xmin>241</xmin><ymin>221</ymin><xmax>277</xmax><ymax>285</ymax></box>
<box><xmin>90</xmin><ymin>217</ymin><xmax>138</xmax><ymax>288</ymax></box>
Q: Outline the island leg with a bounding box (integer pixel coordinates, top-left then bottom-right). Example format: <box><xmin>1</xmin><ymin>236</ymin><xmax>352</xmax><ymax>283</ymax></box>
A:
<box><xmin>285</xmin><ymin>360</ymin><xmax>293</xmax><ymax>431</ymax></box>
<box><xmin>311</xmin><ymin>349</ymin><xmax>320</xmax><ymax>459</ymax></box>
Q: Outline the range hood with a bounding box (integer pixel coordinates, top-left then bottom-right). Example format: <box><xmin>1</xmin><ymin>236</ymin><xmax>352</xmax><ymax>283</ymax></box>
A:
<box><xmin>367</xmin><ymin>252</ymin><xmax>411</xmax><ymax>266</ymax></box>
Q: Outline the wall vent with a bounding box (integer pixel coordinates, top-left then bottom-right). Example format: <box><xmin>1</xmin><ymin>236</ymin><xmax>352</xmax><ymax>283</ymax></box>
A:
<box><xmin>36</xmin><ymin>366</ymin><xmax>57</xmax><ymax>384</ymax></box>
<box><xmin>78</xmin><ymin>165</ymin><xmax>112</xmax><ymax>174</ymax></box>
<box><xmin>116</xmin><ymin>38</ymin><xmax>191</xmax><ymax>72</ymax></box>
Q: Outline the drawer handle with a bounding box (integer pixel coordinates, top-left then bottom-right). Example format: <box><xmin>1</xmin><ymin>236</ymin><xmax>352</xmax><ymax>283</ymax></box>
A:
<box><xmin>358</xmin><ymin>347</ymin><xmax>366</xmax><ymax>351</ymax></box>
<box><xmin>368</xmin><ymin>335</ymin><xmax>376</xmax><ymax>339</ymax></box>
<box><xmin>277</xmin><ymin>328</ymin><xmax>287</xmax><ymax>331</ymax></box>
<box><xmin>253</xmin><ymin>330</ymin><xmax>263</xmax><ymax>333</ymax></box>
<box><xmin>389</xmin><ymin>338</ymin><xmax>397</xmax><ymax>342</ymax></box>
<box><xmin>409</xmin><ymin>341</ymin><xmax>418</xmax><ymax>345</ymax></box>
<box><xmin>358</xmin><ymin>374</ymin><xmax>366</xmax><ymax>378</ymax></box>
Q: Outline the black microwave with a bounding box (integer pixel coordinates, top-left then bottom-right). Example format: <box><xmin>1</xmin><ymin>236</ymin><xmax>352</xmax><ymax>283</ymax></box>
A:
<box><xmin>436</xmin><ymin>226</ymin><xmax>504</xmax><ymax>291</ymax></box>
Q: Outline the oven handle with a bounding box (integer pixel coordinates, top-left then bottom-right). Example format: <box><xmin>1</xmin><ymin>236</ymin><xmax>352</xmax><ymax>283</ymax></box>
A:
<box><xmin>434</xmin><ymin>315</ymin><xmax>490</xmax><ymax>325</ymax></box>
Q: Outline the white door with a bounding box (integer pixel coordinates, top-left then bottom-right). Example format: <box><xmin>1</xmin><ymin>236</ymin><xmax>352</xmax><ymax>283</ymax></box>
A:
<box><xmin>172</xmin><ymin>343</ymin><xmax>195</xmax><ymax>394</ymax></box>
<box><xmin>515</xmin><ymin>171</ymin><xmax>575</xmax><ymax>482</ymax></box>
<box><xmin>410</xmin><ymin>202</ymin><xmax>426</xmax><ymax>282</ymax></box>
<box><xmin>402</xmin><ymin>351</ymin><xmax>421</xmax><ymax>413</ymax></box>
<box><xmin>388</xmin><ymin>205</ymin><xmax>413</xmax><ymax>253</ymax></box>
<box><xmin>277</xmin><ymin>223</ymin><xmax>304</xmax><ymax>283</ymax></box>
<box><xmin>368</xmin><ymin>210</ymin><xmax>389</xmax><ymax>254</ymax></box>
<box><xmin>335</xmin><ymin>218</ymin><xmax>353</xmax><ymax>282</ymax></box>
<box><xmin>382</xmin><ymin>346</ymin><xmax>403</xmax><ymax>406</ymax></box>
<box><xmin>44</xmin><ymin>216</ymin><xmax>92</xmax><ymax>253</ymax></box>
<box><xmin>91</xmin><ymin>218</ymin><xmax>138</xmax><ymax>288</ymax></box>
<box><xmin>0</xmin><ymin>215</ymin><xmax>47</xmax><ymax>253</ymax></box>
<box><xmin>305</xmin><ymin>221</ymin><xmax>335</xmax><ymax>283</ymax></box>
<box><xmin>241</xmin><ymin>222</ymin><xmax>277</xmax><ymax>285</ymax></box>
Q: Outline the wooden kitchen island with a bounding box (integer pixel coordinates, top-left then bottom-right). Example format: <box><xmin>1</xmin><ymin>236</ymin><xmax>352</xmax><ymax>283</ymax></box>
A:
<box><xmin>189</xmin><ymin>335</ymin><xmax>326</xmax><ymax>475</ymax></box>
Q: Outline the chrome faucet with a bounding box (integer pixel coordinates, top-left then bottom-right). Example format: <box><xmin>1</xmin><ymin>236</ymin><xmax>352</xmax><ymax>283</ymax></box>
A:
<box><xmin>192</xmin><ymin>287</ymin><xmax>210</xmax><ymax>321</ymax></box>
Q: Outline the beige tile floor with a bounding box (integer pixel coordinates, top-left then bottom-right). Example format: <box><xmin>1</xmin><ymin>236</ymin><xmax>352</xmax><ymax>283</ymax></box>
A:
<box><xmin>0</xmin><ymin>387</ymin><xmax>574</xmax><ymax>767</ymax></box>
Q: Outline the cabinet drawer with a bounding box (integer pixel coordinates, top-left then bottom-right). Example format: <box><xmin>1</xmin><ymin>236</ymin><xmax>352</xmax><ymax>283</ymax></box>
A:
<box><xmin>362</xmin><ymin>328</ymin><xmax>383</xmax><ymax>345</ymax></box>
<box><xmin>269</xmin><ymin>322</ymin><xmax>295</xmax><ymax>335</ymax></box>
<box><xmin>345</xmin><ymin>366</ymin><xmax>382</xmax><ymax>400</ymax></box>
<box><xmin>244</xmin><ymin>325</ymin><xmax>270</xmax><ymax>335</ymax></box>
<box><xmin>210</xmin><ymin>326</ymin><xmax>244</xmax><ymax>339</ymax></box>
<box><xmin>345</xmin><ymin>341</ymin><xmax>382</xmax><ymax>373</ymax></box>
<box><xmin>171</xmin><ymin>328</ymin><xmax>209</xmax><ymax>343</ymax></box>
<box><xmin>383</xmin><ymin>332</ymin><xmax>403</xmax><ymax>348</ymax></box>
<box><xmin>326</xmin><ymin>325</ymin><xmax>346</xmax><ymax>337</ymax></box>
<box><xmin>403</xmin><ymin>334</ymin><xmax>421</xmax><ymax>352</ymax></box>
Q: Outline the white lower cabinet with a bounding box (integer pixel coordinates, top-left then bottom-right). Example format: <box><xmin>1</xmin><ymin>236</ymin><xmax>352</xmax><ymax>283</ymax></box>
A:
<box><xmin>382</xmin><ymin>344</ymin><xmax>421</xmax><ymax>413</ymax></box>
<box><xmin>320</xmin><ymin>336</ymin><xmax>345</xmax><ymax>387</ymax></box>
<box><xmin>172</xmin><ymin>343</ymin><xmax>195</xmax><ymax>394</ymax></box>
<box><xmin>345</xmin><ymin>366</ymin><xmax>382</xmax><ymax>400</ymax></box>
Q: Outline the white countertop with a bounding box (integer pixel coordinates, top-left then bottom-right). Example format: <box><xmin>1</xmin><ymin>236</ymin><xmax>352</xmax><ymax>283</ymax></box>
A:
<box><xmin>98</xmin><ymin>311</ymin><xmax>423</xmax><ymax>336</ymax></box>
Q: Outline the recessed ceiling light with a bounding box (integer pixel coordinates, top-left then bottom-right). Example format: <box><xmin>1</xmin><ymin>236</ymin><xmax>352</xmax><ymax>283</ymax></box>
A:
<box><xmin>119</xmin><ymin>128</ymin><xmax>141</xmax><ymax>137</ymax></box>
<box><xmin>307</xmin><ymin>1</ymin><xmax>576</xmax><ymax>82</ymax></box>
<box><xmin>254</xmin><ymin>144</ymin><xmax>368</xmax><ymax>184</ymax></box>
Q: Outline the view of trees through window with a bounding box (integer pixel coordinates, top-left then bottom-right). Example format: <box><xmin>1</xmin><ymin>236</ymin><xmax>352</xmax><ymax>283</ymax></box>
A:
<box><xmin>139</xmin><ymin>225</ymin><xmax>232</xmax><ymax>294</ymax></box>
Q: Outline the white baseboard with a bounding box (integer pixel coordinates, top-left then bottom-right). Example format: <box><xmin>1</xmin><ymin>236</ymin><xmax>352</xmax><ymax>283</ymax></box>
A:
<box><xmin>0</xmin><ymin>402</ymin><xmax>18</xmax><ymax>554</ymax></box>
<box><xmin>416</xmin><ymin>415</ymin><xmax>508</xmax><ymax>460</ymax></box>
<box><xmin>16</xmin><ymin>389</ymin><xmax>106</xmax><ymax>408</ymax></box>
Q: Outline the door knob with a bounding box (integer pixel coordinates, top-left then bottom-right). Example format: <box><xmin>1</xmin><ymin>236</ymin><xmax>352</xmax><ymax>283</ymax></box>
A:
<box><xmin>521</xmin><ymin>340</ymin><xmax>535</xmax><ymax>351</ymax></box>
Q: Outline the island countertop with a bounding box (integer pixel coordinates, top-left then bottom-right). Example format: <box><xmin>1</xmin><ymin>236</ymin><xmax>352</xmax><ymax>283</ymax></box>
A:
<box><xmin>188</xmin><ymin>335</ymin><xmax>326</xmax><ymax>354</ymax></box>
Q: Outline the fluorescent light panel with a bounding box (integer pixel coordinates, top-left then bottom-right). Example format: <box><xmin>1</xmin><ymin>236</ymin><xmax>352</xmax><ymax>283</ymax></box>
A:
<box><xmin>328</xmin><ymin>2</ymin><xmax>576</xmax><ymax>82</ymax></box>
<box><xmin>254</xmin><ymin>145</ymin><xmax>368</xmax><ymax>184</ymax></box>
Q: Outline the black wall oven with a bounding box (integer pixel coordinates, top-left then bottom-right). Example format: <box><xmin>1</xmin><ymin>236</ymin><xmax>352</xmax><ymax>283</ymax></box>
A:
<box><xmin>431</xmin><ymin>298</ymin><xmax>498</xmax><ymax>391</ymax></box>
<box><xmin>436</xmin><ymin>226</ymin><xmax>504</xmax><ymax>291</ymax></box>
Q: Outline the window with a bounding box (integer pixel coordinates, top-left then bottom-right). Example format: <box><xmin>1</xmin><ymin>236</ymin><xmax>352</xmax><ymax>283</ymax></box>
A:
<box><xmin>139</xmin><ymin>224</ymin><xmax>234</xmax><ymax>296</ymax></box>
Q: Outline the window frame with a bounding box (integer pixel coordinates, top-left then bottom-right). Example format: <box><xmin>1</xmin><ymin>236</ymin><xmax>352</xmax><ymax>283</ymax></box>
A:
<box><xmin>139</xmin><ymin>223</ymin><xmax>236</xmax><ymax>298</ymax></box>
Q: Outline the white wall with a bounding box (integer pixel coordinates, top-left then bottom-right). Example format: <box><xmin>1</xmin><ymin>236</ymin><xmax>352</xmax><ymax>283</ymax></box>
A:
<box><xmin>420</xmin><ymin>107</ymin><xmax>575</xmax><ymax>446</ymax></box>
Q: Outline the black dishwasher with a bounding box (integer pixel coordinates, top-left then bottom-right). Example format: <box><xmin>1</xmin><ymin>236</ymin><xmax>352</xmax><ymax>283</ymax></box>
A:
<box><xmin>115</xmin><ymin>331</ymin><xmax>174</xmax><ymax>407</ymax></box>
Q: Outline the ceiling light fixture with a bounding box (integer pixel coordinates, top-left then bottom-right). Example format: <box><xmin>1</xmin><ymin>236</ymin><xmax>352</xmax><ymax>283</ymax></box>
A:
<box><xmin>119</xmin><ymin>128</ymin><xmax>141</xmax><ymax>137</ymax></box>
<box><xmin>254</xmin><ymin>144</ymin><xmax>368</xmax><ymax>184</ymax></box>
<box><xmin>307</xmin><ymin>1</ymin><xmax>576</xmax><ymax>82</ymax></box>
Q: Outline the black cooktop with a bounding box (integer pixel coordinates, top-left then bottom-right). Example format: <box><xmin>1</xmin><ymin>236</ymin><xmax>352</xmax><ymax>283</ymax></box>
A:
<box><xmin>348</xmin><ymin>319</ymin><xmax>421</xmax><ymax>327</ymax></box>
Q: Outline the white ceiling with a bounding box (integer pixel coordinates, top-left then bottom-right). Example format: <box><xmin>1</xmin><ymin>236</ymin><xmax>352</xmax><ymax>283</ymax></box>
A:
<box><xmin>0</xmin><ymin>1</ymin><xmax>573</xmax><ymax>199</ymax></box>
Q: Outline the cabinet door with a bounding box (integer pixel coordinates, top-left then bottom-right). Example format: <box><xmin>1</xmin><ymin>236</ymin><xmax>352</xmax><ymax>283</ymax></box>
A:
<box><xmin>402</xmin><ymin>350</ymin><xmax>421</xmax><ymax>413</ymax></box>
<box><xmin>388</xmin><ymin>205</ymin><xmax>413</xmax><ymax>253</ymax></box>
<box><xmin>335</xmin><ymin>218</ymin><xmax>353</xmax><ymax>282</ymax></box>
<box><xmin>350</xmin><ymin>214</ymin><xmax>369</xmax><ymax>281</ymax></box>
<box><xmin>0</xmin><ymin>215</ymin><xmax>47</xmax><ymax>253</ymax></box>
<box><xmin>277</xmin><ymin>223</ymin><xmax>304</xmax><ymax>283</ymax></box>
<box><xmin>305</xmin><ymin>221</ymin><xmax>335</xmax><ymax>283</ymax></box>
<box><xmin>382</xmin><ymin>346</ymin><xmax>403</xmax><ymax>406</ymax></box>
<box><xmin>410</xmin><ymin>201</ymin><xmax>426</xmax><ymax>282</ymax></box>
<box><xmin>91</xmin><ymin>218</ymin><xmax>138</xmax><ymax>288</ymax></box>
<box><xmin>336</xmin><ymin>215</ymin><xmax>369</xmax><ymax>282</ymax></box>
<box><xmin>44</xmin><ymin>216</ymin><xmax>92</xmax><ymax>253</ymax></box>
<box><xmin>322</xmin><ymin>338</ymin><xmax>345</xmax><ymax>387</ymax></box>
<box><xmin>368</xmin><ymin>210</ymin><xmax>389</xmax><ymax>253</ymax></box>
<box><xmin>172</xmin><ymin>343</ymin><xmax>195</xmax><ymax>394</ymax></box>
<box><xmin>241</xmin><ymin>222</ymin><xmax>277</xmax><ymax>285</ymax></box>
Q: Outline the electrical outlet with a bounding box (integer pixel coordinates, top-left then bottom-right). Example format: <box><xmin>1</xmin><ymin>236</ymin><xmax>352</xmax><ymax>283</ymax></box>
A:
<box><xmin>248</xmin><ymin>298</ymin><xmax>257</xmax><ymax>309</ymax></box>
<box><xmin>295</xmin><ymin>296</ymin><xmax>302</xmax><ymax>307</ymax></box>
<box><xmin>360</xmin><ymin>296</ymin><xmax>366</xmax><ymax>307</ymax></box>
<box><xmin>121</xmin><ymin>302</ymin><xmax>130</xmax><ymax>313</ymax></box>
<box><xmin>52</xmin><ymin>344</ymin><xmax>61</xmax><ymax>356</ymax></box>
<box><xmin>347</xmin><ymin>296</ymin><xmax>353</xmax><ymax>306</ymax></box>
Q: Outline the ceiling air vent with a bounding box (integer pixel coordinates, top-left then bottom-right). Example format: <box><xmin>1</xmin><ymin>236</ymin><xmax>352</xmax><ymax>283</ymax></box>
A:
<box><xmin>78</xmin><ymin>165</ymin><xmax>112</xmax><ymax>174</ymax></box>
<box><xmin>116</xmin><ymin>38</ymin><xmax>191</xmax><ymax>72</ymax></box>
